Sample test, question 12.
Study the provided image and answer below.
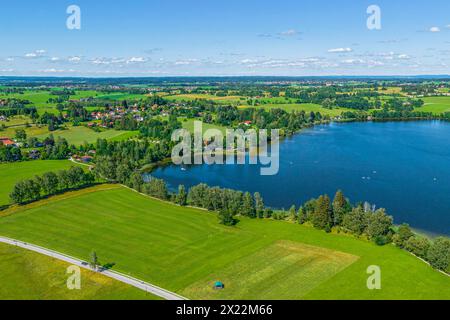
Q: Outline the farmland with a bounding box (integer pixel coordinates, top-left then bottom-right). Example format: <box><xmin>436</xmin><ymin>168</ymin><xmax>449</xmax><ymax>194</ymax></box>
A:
<box><xmin>0</xmin><ymin>160</ymin><xmax>80</xmax><ymax>207</ymax></box>
<box><xmin>419</xmin><ymin>97</ymin><xmax>450</xmax><ymax>114</ymax></box>
<box><xmin>0</xmin><ymin>120</ymin><xmax>138</xmax><ymax>146</ymax></box>
<box><xmin>0</xmin><ymin>185</ymin><xmax>448</xmax><ymax>300</ymax></box>
<box><xmin>0</xmin><ymin>242</ymin><xmax>158</xmax><ymax>300</ymax></box>
<box><xmin>239</xmin><ymin>103</ymin><xmax>350</xmax><ymax>117</ymax></box>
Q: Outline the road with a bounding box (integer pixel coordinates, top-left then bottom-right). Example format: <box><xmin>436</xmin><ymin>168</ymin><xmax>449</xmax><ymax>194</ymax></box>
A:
<box><xmin>0</xmin><ymin>236</ymin><xmax>187</xmax><ymax>300</ymax></box>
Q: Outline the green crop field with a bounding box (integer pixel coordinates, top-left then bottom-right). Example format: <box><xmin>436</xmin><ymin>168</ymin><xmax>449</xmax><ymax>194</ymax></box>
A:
<box><xmin>34</xmin><ymin>126</ymin><xmax>138</xmax><ymax>145</ymax></box>
<box><xmin>181</xmin><ymin>118</ymin><xmax>227</xmax><ymax>135</ymax></box>
<box><xmin>0</xmin><ymin>242</ymin><xmax>158</xmax><ymax>300</ymax></box>
<box><xmin>0</xmin><ymin>185</ymin><xmax>448</xmax><ymax>300</ymax></box>
<box><xmin>0</xmin><ymin>160</ymin><xmax>80</xmax><ymax>207</ymax></box>
<box><xmin>239</xmin><ymin>103</ymin><xmax>350</xmax><ymax>117</ymax></box>
<box><xmin>183</xmin><ymin>240</ymin><xmax>358</xmax><ymax>300</ymax></box>
<box><xmin>419</xmin><ymin>97</ymin><xmax>450</xmax><ymax>114</ymax></box>
<box><xmin>0</xmin><ymin>123</ymin><xmax>137</xmax><ymax>146</ymax></box>
<box><xmin>165</xmin><ymin>94</ymin><xmax>244</xmax><ymax>104</ymax></box>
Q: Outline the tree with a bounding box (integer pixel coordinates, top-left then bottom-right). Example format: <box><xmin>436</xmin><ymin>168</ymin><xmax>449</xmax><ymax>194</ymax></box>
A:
<box><xmin>288</xmin><ymin>205</ymin><xmax>297</xmax><ymax>222</ymax></box>
<box><xmin>218</xmin><ymin>209</ymin><xmax>237</xmax><ymax>226</ymax></box>
<box><xmin>405</xmin><ymin>237</ymin><xmax>430</xmax><ymax>260</ymax></box>
<box><xmin>41</xmin><ymin>171</ymin><xmax>59</xmax><ymax>195</ymax></box>
<box><xmin>177</xmin><ymin>185</ymin><xmax>187</xmax><ymax>206</ymax></box>
<box><xmin>366</xmin><ymin>209</ymin><xmax>393</xmax><ymax>240</ymax></box>
<box><xmin>241</xmin><ymin>192</ymin><xmax>255</xmax><ymax>218</ymax></box>
<box><xmin>297</xmin><ymin>206</ymin><xmax>307</xmax><ymax>224</ymax></box>
<box><xmin>333</xmin><ymin>190</ymin><xmax>349</xmax><ymax>225</ymax></box>
<box><xmin>311</xmin><ymin>195</ymin><xmax>333</xmax><ymax>230</ymax></box>
<box><xmin>393</xmin><ymin>224</ymin><xmax>414</xmax><ymax>248</ymax></box>
<box><xmin>254</xmin><ymin>192</ymin><xmax>264</xmax><ymax>218</ymax></box>
<box><xmin>129</xmin><ymin>172</ymin><xmax>144</xmax><ymax>192</ymax></box>
<box><xmin>14</xmin><ymin>129</ymin><xmax>27</xmax><ymax>141</ymax></box>
<box><xmin>144</xmin><ymin>178</ymin><xmax>169</xmax><ymax>200</ymax></box>
<box><xmin>90</xmin><ymin>251</ymin><xmax>99</xmax><ymax>271</ymax></box>
<box><xmin>342</xmin><ymin>207</ymin><xmax>367</xmax><ymax>235</ymax></box>
<box><xmin>426</xmin><ymin>237</ymin><xmax>450</xmax><ymax>272</ymax></box>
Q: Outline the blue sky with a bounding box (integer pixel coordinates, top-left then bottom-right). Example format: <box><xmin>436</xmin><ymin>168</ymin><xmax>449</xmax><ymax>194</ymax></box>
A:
<box><xmin>1</xmin><ymin>0</ymin><xmax>449</xmax><ymax>76</ymax></box>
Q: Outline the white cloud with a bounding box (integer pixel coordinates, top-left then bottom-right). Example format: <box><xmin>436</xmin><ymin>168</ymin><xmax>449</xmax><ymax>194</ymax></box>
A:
<box><xmin>41</xmin><ymin>68</ymin><xmax>65</xmax><ymax>73</ymax></box>
<box><xmin>279</xmin><ymin>29</ymin><xmax>300</xmax><ymax>36</ymax></box>
<box><xmin>50</xmin><ymin>57</ymin><xmax>60</xmax><ymax>61</ymax></box>
<box><xmin>68</xmin><ymin>56</ymin><xmax>81</xmax><ymax>62</ymax></box>
<box><xmin>174</xmin><ymin>58</ymin><xmax>198</xmax><ymax>65</ymax></box>
<box><xmin>397</xmin><ymin>54</ymin><xmax>410</xmax><ymax>60</ymax></box>
<box><xmin>25</xmin><ymin>49</ymin><xmax>47</xmax><ymax>58</ymax></box>
<box><xmin>328</xmin><ymin>47</ymin><xmax>353</xmax><ymax>53</ymax></box>
<box><xmin>126</xmin><ymin>57</ymin><xmax>147</xmax><ymax>64</ymax></box>
<box><xmin>429</xmin><ymin>27</ymin><xmax>441</xmax><ymax>32</ymax></box>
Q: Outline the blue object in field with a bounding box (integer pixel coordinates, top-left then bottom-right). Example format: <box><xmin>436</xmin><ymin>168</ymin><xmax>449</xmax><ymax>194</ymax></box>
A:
<box><xmin>214</xmin><ymin>281</ymin><xmax>225</xmax><ymax>289</ymax></box>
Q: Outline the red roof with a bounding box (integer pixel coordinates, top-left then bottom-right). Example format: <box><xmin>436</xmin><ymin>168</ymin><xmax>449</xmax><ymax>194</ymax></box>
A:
<box><xmin>0</xmin><ymin>138</ymin><xmax>15</xmax><ymax>146</ymax></box>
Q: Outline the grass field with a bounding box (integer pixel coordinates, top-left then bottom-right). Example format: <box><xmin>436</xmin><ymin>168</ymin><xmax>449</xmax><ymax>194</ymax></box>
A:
<box><xmin>0</xmin><ymin>160</ymin><xmax>80</xmax><ymax>207</ymax></box>
<box><xmin>239</xmin><ymin>103</ymin><xmax>350</xmax><ymax>117</ymax></box>
<box><xmin>181</xmin><ymin>118</ymin><xmax>227</xmax><ymax>135</ymax></box>
<box><xmin>0</xmin><ymin>185</ymin><xmax>448</xmax><ymax>300</ymax></box>
<box><xmin>0</xmin><ymin>242</ymin><xmax>158</xmax><ymax>300</ymax></box>
<box><xmin>419</xmin><ymin>97</ymin><xmax>450</xmax><ymax>114</ymax></box>
<box><xmin>34</xmin><ymin>126</ymin><xmax>138</xmax><ymax>145</ymax></box>
<box><xmin>182</xmin><ymin>240</ymin><xmax>358</xmax><ymax>300</ymax></box>
<box><xmin>0</xmin><ymin>123</ymin><xmax>137</xmax><ymax>146</ymax></box>
<box><xmin>165</xmin><ymin>94</ymin><xmax>244</xmax><ymax>104</ymax></box>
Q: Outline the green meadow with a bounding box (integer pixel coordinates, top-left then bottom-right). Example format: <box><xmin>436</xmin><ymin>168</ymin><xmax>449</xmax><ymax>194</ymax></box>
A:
<box><xmin>0</xmin><ymin>242</ymin><xmax>158</xmax><ymax>300</ymax></box>
<box><xmin>0</xmin><ymin>160</ymin><xmax>80</xmax><ymax>207</ymax></box>
<box><xmin>239</xmin><ymin>103</ymin><xmax>350</xmax><ymax>117</ymax></box>
<box><xmin>0</xmin><ymin>185</ymin><xmax>448</xmax><ymax>300</ymax></box>
<box><xmin>34</xmin><ymin>126</ymin><xmax>138</xmax><ymax>146</ymax></box>
<box><xmin>165</xmin><ymin>94</ymin><xmax>244</xmax><ymax>104</ymax></box>
<box><xmin>419</xmin><ymin>96</ymin><xmax>450</xmax><ymax>114</ymax></box>
<box><xmin>0</xmin><ymin>120</ymin><xmax>137</xmax><ymax>146</ymax></box>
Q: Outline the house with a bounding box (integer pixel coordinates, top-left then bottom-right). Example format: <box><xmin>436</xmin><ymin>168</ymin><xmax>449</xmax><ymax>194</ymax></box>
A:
<box><xmin>81</xmin><ymin>155</ymin><xmax>93</xmax><ymax>163</ymax></box>
<box><xmin>0</xmin><ymin>137</ymin><xmax>16</xmax><ymax>147</ymax></box>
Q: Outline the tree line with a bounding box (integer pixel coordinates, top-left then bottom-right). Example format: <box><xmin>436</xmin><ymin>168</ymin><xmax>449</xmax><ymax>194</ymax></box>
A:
<box><xmin>10</xmin><ymin>167</ymin><xmax>95</xmax><ymax>204</ymax></box>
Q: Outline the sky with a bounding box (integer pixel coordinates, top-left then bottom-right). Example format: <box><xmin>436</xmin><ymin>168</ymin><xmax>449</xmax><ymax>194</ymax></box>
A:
<box><xmin>0</xmin><ymin>0</ymin><xmax>449</xmax><ymax>77</ymax></box>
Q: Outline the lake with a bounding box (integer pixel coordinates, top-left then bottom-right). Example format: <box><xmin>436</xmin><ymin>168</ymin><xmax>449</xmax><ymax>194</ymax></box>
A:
<box><xmin>152</xmin><ymin>121</ymin><xmax>450</xmax><ymax>236</ymax></box>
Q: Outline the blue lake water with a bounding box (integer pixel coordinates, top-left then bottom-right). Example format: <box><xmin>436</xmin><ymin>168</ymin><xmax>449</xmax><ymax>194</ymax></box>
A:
<box><xmin>152</xmin><ymin>121</ymin><xmax>450</xmax><ymax>236</ymax></box>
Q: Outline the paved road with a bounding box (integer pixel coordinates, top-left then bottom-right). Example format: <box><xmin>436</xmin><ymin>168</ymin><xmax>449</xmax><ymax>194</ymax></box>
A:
<box><xmin>0</xmin><ymin>236</ymin><xmax>187</xmax><ymax>300</ymax></box>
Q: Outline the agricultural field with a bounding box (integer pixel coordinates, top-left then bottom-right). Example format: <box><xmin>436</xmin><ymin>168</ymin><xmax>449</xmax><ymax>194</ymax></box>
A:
<box><xmin>0</xmin><ymin>115</ymin><xmax>33</xmax><ymax>127</ymax></box>
<box><xmin>418</xmin><ymin>97</ymin><xmax>450</xmax><ymax>114</ymax></box>
<box><xmin>0</xmin><ymin>185</ymin><xmax>448</xmax><ymax>300</ymax></box>
<box><xmin>181</xmin><ymin>118</ymin><xmax>227</xmax><ymax>135</ymax></box>
<box><xmin>239</xmin><ymin>103</ymin><xmax>350</xmax><ymax>117</ymax></box>
<box><xmin>0</xmin><ymin>121</ymin><xmax>137</xmax><ymax>146</ymax></box>
<box><xmin>0</xmin><ymin>90</ymin><xmax>102</xmax><ymax>114</ymax></box>
<box><xmin>0</xmin><ymin>160</ymin><xmax>81</xmax><ymax>207</ymax></box>
<box><xmin>165</xmin><ymin>94</ymin><xmax>244</xmax><ymax>104</ymax></box>
<box><xmin>95</xmin><ymin>93</ymin><xmax>146</xmax><ymax>101</ymax></box>
<box><xmin>0</xmin><ymin>242</ymin><xmax>158</xmax><ymax>300</ymax></box>
<box><xmin>34</xmin><ymin>126</ymin><xmax>138</xmax><ymax>145</ymax></box>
